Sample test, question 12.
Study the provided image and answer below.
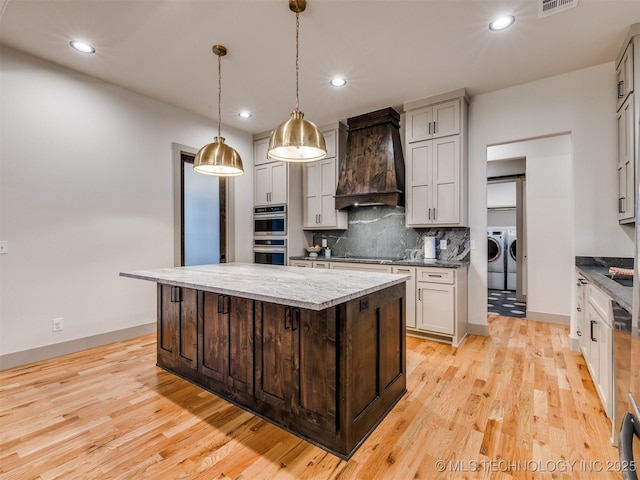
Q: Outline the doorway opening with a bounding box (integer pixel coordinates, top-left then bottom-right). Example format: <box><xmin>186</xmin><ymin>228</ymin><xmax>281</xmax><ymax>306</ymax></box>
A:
<box><xmin>487</xmin><ymin>170</ymin><xmax>526</xmax><ymax>318</ymax></box>
<box><xmin>180</xmin><ymin>152</ymin><xmax>227</xmax><ymax>266</ymax></box>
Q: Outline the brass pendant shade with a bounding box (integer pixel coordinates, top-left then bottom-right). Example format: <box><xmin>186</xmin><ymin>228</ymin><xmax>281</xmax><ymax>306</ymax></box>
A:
<box><xmin>268</xmin><ymin>0</ymin><xmax>327</xmax><ymax>163</ymax></box>
<box><xmin>194</xmin><ymin>45</ymin><xmax>244</xmax><ymax>176</ymax></box>
<box><xmin>268</xmin><ymin>110</ymin><xmax>327</xmax><ymax>162</ymax></box>
<box><xmin>194</xmin><ymin>136</ymin><xmax>244</xmax><ymax>176</ymax></box>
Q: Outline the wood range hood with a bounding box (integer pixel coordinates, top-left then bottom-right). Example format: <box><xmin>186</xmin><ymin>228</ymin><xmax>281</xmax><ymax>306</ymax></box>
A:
<box><xmin>335</xmin><ymin>107</ymin><xmax>405</xmax><ymax>210</ymax></box>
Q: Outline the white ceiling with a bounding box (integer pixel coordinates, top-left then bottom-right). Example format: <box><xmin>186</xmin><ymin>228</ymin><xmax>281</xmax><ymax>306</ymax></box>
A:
<box><xmin>1</xmin><ymin>0</ymin><xmax>639</xmax><ymax>135</ymax></box>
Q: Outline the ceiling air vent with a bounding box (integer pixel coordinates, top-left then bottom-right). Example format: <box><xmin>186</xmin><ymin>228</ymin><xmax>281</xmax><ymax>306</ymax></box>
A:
<box><xmin>538</xmin><ymin>0</ymin><xmax>578</xmax><ymax>18</ymax></box>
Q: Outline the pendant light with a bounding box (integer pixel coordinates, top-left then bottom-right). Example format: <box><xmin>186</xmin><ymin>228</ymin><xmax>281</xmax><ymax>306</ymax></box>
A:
<box><xmin>268</xmin><ymin>0</ymin><xmax>327</xmax><ymax>163</ymax></box>
<box><xmin>194</xmin><ymin>45</ymin><xmax>244</xmax><ymax>176</ymax></box>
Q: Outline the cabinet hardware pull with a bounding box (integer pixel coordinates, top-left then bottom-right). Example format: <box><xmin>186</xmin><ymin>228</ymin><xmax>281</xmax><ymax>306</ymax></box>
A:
<box><xmin>433</xmin><ymin>121</ymin><xmax>437</xmax><ymax>133</ymax></box>
<box><xmin>428</xmin><ymin>274</ymin><xmax>442</xmax><ymax>277</ymax></box>
<box><xmin>170</xmin><ymin>286</ymin><xmax>181</xmax><ymax>303</ymax></box>
<box><xmin>577</xmin><ymin>307</ymin><xmax>582</xmax><ymax>312</ymax></box>
<box><xmin>284</xmin><ymin>307</ymin><xmax>291</xmax><ymax>330</ymax></box>
<box><xmin>590</xmin><ymin>320</ymin><xmax>597</xmax><ymax>342</ymax></box>
<box><xmin>428</xmin><ymin>122</ymin><xmax>431</xmax><ymax>135</ymax></box>
<box><xmin>428</xmin><ymin>208</ymin><xmax>431</xmax><ymax>220</ymax></box>
<box><xmin>292</xmin><ymin>308</ymin><xmax>299</xmax><ymax>331</ymax></box>
<box><xmin>218</xmin><ymin>295</ymin><xmax>230</xmax><ymax>314</ymax></box>
<box><xmin>577</xmin><ymin>330</ymin><xmax>582</xmax><ymax>336</ymax></box>
<box><xmin>418</xmin><ymin>288</ymin><xmax>421</xmax><ymax>301</ymax></box>
<box><xmin>434</xmin><ymin>208</ymin><xmax>436</xmax><ymax>219</ymax></box>
<box><xmin>618</xmin><ymin>81</ymin><xmax>625</xmax><ymax>99</ymax></box>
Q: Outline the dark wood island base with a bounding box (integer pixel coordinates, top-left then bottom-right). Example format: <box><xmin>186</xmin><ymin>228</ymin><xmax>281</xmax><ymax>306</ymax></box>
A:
<box><xmin>156</xmin><ymin>282</ymin><xmax>406</xmax><ymax>459</ymax></box>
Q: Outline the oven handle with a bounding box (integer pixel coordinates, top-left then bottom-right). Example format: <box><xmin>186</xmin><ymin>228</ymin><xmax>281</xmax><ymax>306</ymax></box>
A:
<box><xmin>253</xmin><ymin>247</ymin><xmax>287</xmax><ymax>254</ymax></box>
<box><xmin>254</xmin><ymin>213</ymin><xmax>286</xmax><ymax>220</ymax></box>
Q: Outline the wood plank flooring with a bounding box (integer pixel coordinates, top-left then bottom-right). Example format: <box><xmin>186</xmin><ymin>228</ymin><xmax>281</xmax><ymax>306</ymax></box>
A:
<box><xmin>0</xmin><ymin>316</ymin><xmax>622</xmax><ymax>479</ymax></box>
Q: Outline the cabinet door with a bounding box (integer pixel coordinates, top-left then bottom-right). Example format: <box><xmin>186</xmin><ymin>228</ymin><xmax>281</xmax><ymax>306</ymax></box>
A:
<box><xmin>597</xmin><ymin>318</ymin><xmax>612</xmax><ymax>416</ymax></box>
<box><xmin>617</xmin><ymin>42</ymin><xmax>634</xmax><ymax>110</ymax></box>
<box><xmin>417</xmin><ymin>283</ymin><xmax>454</xmax><ymax>335</ymax></box>
<box><xmin>617</xmin><ymin>96</ymin><xmax>635</xmax><ymax>222</ymax></box>
<box><xmin>200</xmin><ymin>293</ymin><xmax>254</xmax><ymax>394</ymax></box>
<box><xmin>255</xmin><ymin>302</ymin><xmax>294</xmax><ymax>411</ymax></box>
<box><xmin>158</xmin><ymin>285</ymin><xmax>197</xmax><ymax>369</ymax></box>
<box><xmin>432</xmin><ymin>100</ymin><xmax>460</xmax><ymax>138</ymax></box>
<box><xmin>303</xmin><ymin>162</ymin><xmax>321</xmax><ymax>227</ymax></box>
<box><xmin>319</xmin><ymin>158</ymin><xmax>338</xmax><ymax>227</ymax></box>
<box><xmin>406</xmin><ymin>107</ymin><xmax>433</xmax><ymax>143</ymax></box>
<box><xmin>393</xmin><ymin>266</ymin><xmax>416</xmax><ymax>329</ymax></box>
<box><xmin>323</xmin><ymin>129</ymin><xmax>337</xmax><ymax>159</ymax></box>
<box><xmin>270</xmin><ymin>162</ymin><xmax>288</xmax><ymax>205</ymax></box>
<box><xmin>295</xmin><ymin>307</ymin><xmax>337</xmax><ymax>430</ymax></box>
<box><xmin>254</xmin><ymin>164</ymin><xmax>271</xmax><ymax>206</ymax></box>
<box><xmin>254</xmin><ymin>137</ymin><xmax>271</xmax><ymax>166</ymax></box>
<box><xmin>432</xmin><ymin>136</ymin><xmax>460</xmax><ymax>225</ymax></box>
<box><xmin>406</xmin><ymin>141</ymin><xmax>433</xmax><ymax>226</ymax></box>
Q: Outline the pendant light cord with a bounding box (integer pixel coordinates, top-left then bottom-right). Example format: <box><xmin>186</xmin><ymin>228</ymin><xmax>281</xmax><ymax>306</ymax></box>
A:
<box><xmin>295</xmin><ymin>11</ymin><xmax>300</xmax><ymax>112</ymax></box>
<box><xmin>217</xmin><ymin>52</ymin><xmax>222</xmax><ymax>138</ymax></box>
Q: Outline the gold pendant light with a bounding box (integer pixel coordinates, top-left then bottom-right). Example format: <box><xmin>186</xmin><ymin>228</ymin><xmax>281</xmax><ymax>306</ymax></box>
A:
<box><xmin>268</xmin><ymin>0</ymin><xmax>327</xmax><ymax>163</ymax></box>
<box><xmin>194</xmin><ymin>45</ymin><xmax>244</xmax><ymax>176</ymax></box>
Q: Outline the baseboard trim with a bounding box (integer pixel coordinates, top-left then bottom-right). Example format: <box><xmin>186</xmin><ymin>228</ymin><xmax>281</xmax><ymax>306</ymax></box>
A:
<box><xmin>526</xmin><ymin>310</ymin><xmax>570</xmax><ymax>326</ymax></box>
<box><xmin>468</xmin><ymin>323</ymin><xmax>490</xmax><ymax>337</ymax></box>
<box><xmin>0</xmin><ymin>323</ymin><xmax>156</xmax><ymax>370</ymax></box>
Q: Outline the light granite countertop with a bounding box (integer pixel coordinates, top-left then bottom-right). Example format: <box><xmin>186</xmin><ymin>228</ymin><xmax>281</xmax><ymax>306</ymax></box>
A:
<box><xmin>120</xmin><ymin>263</ymin><xmax>409</xmax><ymax>311</ymax></box>
<box><xmin>289</xmin><ymin>256</ymin><xmax>469</xmax><ymax>268</ymax></box>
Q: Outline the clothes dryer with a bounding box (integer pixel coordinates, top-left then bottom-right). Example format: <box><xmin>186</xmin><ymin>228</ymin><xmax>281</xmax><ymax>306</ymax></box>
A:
<box><xmin>487</xmin><ymin>229</ymin><xmax>506</xmax><ymax>290</ymax></box>
<box><xmin>506</xmin><ymin>229</ymin><xmax>517</xmax><ymax>291</ymax></box>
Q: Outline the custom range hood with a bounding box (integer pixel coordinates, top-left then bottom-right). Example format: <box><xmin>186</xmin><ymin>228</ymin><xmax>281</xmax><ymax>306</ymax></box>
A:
<box><xmin>335</xmin><ymin>107</ymin><xmax>405</xmax><ymax>210</ymax></box>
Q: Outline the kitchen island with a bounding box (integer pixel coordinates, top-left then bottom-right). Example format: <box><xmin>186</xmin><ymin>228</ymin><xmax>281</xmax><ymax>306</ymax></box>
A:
<box><xmin>120</xmin><ymin>263</ymin><xmax>408</xmax><ymax>459</ymax></box>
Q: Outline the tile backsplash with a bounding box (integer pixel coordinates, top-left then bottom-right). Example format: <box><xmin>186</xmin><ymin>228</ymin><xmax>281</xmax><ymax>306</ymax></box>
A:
<box><xmin>310</xmin><ymin>205</ymin><xmax>470</xmax><ymax>261</ymax></box>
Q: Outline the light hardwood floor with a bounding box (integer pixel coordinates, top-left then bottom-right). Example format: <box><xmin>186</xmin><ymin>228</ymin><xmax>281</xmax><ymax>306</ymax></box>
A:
<box><xmin>0</xmin><ymin>316</ymin><xmax>622</xmax><ymax>479</ymax></box>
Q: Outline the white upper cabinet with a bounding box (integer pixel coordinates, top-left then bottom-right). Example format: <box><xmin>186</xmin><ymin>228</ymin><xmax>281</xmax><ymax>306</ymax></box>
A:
<box><xmin>254</xmin><ymin>161</ymin><xmax>288</xmax><ymax>206</ymax></box>
<box><xmin>253</xmin><ymin>136</ymin><xmax>271</xmax><ymax>166</ymax></box>
<box><xmin>404</xmin><ymin>90</ymin><xmax>468</xmax><ymax>227</ymax></box>
<box><xmin>617</xmin><ymin>41</ymin><xmax>634</xmax><ymax>111</ymax></box>
<box><xmin>302</xmin><ymin>123</ymin><xmax>348</xmax><ymax>230</ymax></box>
<box><xmin>615</xmin><ymin>30</ymin><xmax>638</xmax><ymax>224</ymax></box>
<box><xmin>406</xmin><ymin>99</ymin><xmax>460</xmax><ymax>143</ymax></box>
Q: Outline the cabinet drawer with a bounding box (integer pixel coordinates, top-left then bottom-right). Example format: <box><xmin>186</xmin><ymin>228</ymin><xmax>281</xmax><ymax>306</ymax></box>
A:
<box><xmin>588</xmin><ymin>284</ymin><xmax>612</xmax><ymax>326</ymax></box>
<box><xmin>330</xmin><ymin>263</ymin><xmax>393</xmax><ymax>273</ymax></box>
<box><xmin>416</xmin><ymin>267</ymin><xmax>455</xmax><ymax>284</ymax></box>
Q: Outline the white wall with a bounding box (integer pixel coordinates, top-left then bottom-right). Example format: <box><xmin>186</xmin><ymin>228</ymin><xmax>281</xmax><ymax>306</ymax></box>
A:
<box><xmin>0</xmin><ymin>47</ymin><xmax>254</xmax><ymax>359</ymax></box>
<box><xmin>468</xmin><ymin>62</ymin><xmax>632</xmax><ymax>334</ymax></box>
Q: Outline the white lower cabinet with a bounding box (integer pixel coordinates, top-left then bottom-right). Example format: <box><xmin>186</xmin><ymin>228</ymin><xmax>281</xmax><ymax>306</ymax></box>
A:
<box><xmin>414</xmin><ymin>266</ymin><xmax>467</xmax><ymax>346</ymax></box>
<box><xmin>287</xmin><ymin>260</ymin><xmax>467</xmax><ymax>345</ymax></box>
<box><xmin>583</xmin><ymin>282</ymin><xmax>613</xmax><ymax>418</ymax></box>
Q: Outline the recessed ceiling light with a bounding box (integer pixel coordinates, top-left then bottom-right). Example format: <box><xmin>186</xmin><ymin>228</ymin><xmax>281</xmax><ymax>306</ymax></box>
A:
<box><xmin>329</xmin><ymin>78</ymin><xmax>347</xmax><ymax>88</ymax></box>
<box><xmin>239</xmin><ymin>111</ymin><xmax>252</xmax><ymax>118</ymax></box>
<box><xmin>489</xmin><ymin>15</ymin><xmax>515</xmax><ymax>31</ymax></box>
<box><xmin>70</xmin><ymin>40</ymin><xmax>96</xmax><ymax>54</ymax></box>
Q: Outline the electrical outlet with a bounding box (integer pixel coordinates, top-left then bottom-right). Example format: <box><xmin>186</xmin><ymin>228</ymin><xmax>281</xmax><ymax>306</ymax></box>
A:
<box><xmin>440</xmin><ymin>239</ymin><xmax>447</xmax><ymax>250</ymax></box>
<box><xmin>52</xmin><ymin>318</ymin><xmax>64</xmax><ymax>332</ymax></box>
<box><xmin>470</xmin><ymin>240</ymin><xmax>476</xmax><ymax>250</ymax></box>
<box><xmin>321</xmin><ymin>238</ymin><xmax>328</xmax><ymax>248</ymax></box>
<box><xmin>0</xmin><ymin>241</ymin><xmax>8</xmax><ymax>254</ymax></box>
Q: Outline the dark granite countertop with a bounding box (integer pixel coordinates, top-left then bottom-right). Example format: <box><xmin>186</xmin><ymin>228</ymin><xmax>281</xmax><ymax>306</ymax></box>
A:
<box><xmin>575</xmin><ymin>256</ymin><xmax>633</xmax><ymax>313</ymax></box>
<box><xmin>289</xmin><ymin>256</ymin><xmax>469</xmax><ymax>269</ymax></box>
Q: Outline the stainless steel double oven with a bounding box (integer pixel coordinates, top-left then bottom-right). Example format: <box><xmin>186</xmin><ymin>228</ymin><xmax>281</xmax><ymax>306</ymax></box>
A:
<box><xmin>253</xmin><ymin>205</ymin><xmax>287</xmax><ymax>266</ymax></box>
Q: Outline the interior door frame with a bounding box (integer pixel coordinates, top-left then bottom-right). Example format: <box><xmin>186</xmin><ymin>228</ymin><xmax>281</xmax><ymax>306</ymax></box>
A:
<box><xmin>172</xmin><ymin>143</ymin><xmax>228</xmax><ymax>267</ymax></box>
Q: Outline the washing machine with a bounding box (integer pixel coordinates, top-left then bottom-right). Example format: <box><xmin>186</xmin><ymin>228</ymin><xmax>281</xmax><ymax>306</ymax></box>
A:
<box><xmin>487</xmin><ymin>229</ymin><xmax>506</xmax><ymax>290</ymax></box>
<box><xmin>506</xmin><ymin>228</ymin><xmax>517</xmax><ymax>291</ymax></box>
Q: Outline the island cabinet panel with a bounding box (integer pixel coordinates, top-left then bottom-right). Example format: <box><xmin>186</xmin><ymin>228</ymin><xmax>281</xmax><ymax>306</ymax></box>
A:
<box><xmin>157</xmin><ymin>285</ymin><xmax>197</xmax><ymax>370</ymax></box>
<box><xmin>153</xmin><ymin>281</ymin><xmax>405</xmax><ymax>459</ymax></box>
<box><xmin>199</xmin><ymin>292</ymin><xmax>254</xmax><ymax>395</ymax></box>
<box><xmin>255</xmin><ymin>303</ymin><xmax>338</xmax><ymax>431</ymax></box>
<box><xmin>255</xmin><ymin>302</ymin><xmax>294</xmax><ymax>410</ymax></box>
<box><xmin>341</xmin><ymin>284</ymin><xmax>406</xmax><ymax>453</ymax></box>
